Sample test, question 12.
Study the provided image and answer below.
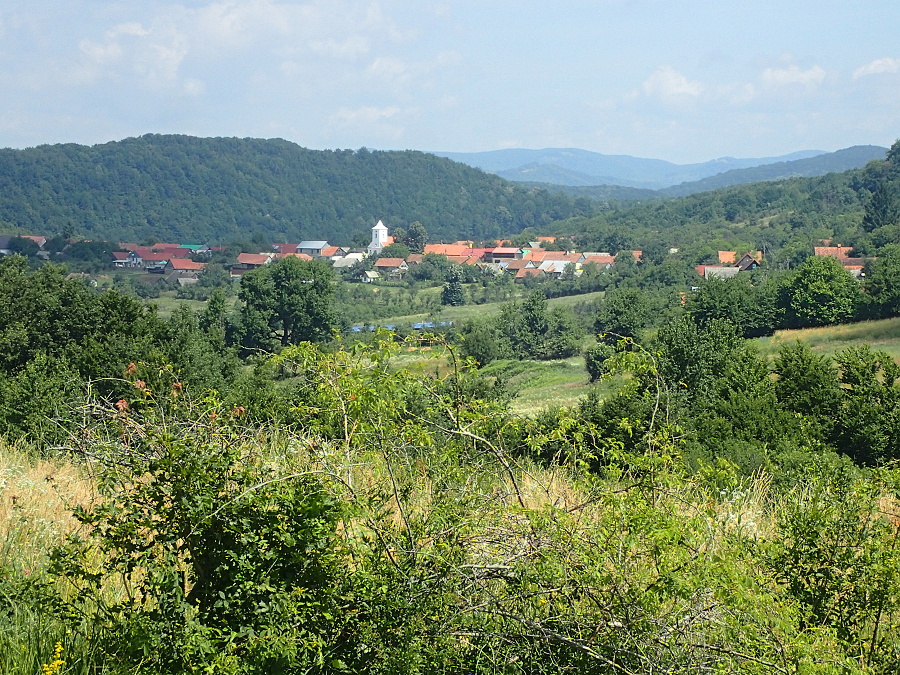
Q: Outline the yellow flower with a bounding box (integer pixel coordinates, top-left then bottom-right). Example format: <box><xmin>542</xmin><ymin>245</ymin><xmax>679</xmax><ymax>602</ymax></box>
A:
<box><xmin>41</xmin><ymin>642</ymin><xmax>65</xmax><ymax>675</ymax></box>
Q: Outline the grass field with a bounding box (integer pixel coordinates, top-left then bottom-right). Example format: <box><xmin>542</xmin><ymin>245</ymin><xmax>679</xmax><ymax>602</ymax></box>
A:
<box><xmin>755</xmin><ymin>317</ymin><xmax>900</xmax><ymax>361</ymax></box>
<box><xmin>480</xmin><ymin>356</ymin><xmax>606</xmax><ymax>415</ymax></box>
<box><xmin>149</xmin><ymin>292</ymin><xmax>241</xmax><ymax>319</ymax></box>
<box><xmin>370</xmin><ymin>289</ymin><xmax>604</xmax><ymax>327</ymax></box>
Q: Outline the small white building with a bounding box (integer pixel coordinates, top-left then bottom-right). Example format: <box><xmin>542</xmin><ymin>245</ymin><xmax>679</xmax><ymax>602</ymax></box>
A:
<box><xmin>367</xmin><ymin>220</ymin><xmax>389</xmax><ymax>255</ymax></box>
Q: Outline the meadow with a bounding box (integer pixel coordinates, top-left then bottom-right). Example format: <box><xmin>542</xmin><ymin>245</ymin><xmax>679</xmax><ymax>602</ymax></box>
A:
<box><xmin>755</xmin><ymin>316</ymin><xmax>900</xmax><ymax>361</ymax></box>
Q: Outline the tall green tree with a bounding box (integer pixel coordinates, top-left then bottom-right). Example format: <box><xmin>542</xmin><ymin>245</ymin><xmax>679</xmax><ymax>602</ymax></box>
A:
<box><xmin>239</xmin><ymin>257</ymin><xmax>336</xmax><ymax>351</ymax></box>
<box><xmin>688</xmin><ymin>275</ymin><xmax>781</xmax><ymax>338</ymax></box>
<box><xmin>864</xmin><ymin>244</ymin><xmax>900</xmax><ymax>317</ymax></box>
<box><xmin>402</xmin><ymin>221</ymin><xmax>428</xmax><ymax>253</ymax></box>
<box><xmin>780</xmin><ymin>255</ymin><xmax>861</xmax><ymax>328</ymax></box>
<box><xmin>595</xmin><ymin>287</ymin><xmax>651</xmax><ymax>343</ymax></box>
<box><xmin>497</xmin><ymin>291</ymin><xmax>580</xmax><ymax>360</ymax></box>
<box><xmin>440</xmin><ymin>267</ymin><xmax>466</xmax><ymax>306</ymax></box>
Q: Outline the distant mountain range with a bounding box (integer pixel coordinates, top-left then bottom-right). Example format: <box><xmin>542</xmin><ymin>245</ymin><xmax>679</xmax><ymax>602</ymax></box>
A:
<box><xmin>433</xmin><ymin>145</ymin><xmax>888</xmax><ymax>195</ymax></box>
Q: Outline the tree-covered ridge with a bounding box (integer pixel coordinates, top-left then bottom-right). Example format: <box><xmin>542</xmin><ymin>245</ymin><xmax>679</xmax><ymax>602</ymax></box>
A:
<box><xmin>558</xmin><ymin>167</ymin><xmax>874</xmax><ymax>263</ymax></box>
<box><xmin>0</xmin><ymin>135</ymin><xmax>587</xmax><ymax>245</ymax></box>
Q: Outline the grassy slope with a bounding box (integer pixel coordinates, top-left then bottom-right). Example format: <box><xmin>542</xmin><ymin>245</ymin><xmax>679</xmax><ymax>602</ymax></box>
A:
<box><xmin>377</xmin><ymin>291</ymin><xmax>605</xmax><ymax>415</ymax></box>
<box><xmin>755</xmin><ymin>317</ymin><xmax>900</xmax><ymax>361</ymax></box>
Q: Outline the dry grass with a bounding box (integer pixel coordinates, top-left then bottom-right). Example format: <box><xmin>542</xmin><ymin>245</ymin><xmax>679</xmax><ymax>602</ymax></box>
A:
<box><xmin>755</xmin><ymin>317</ymin><xmax>900</xmax><ymax>362</ymax></box>
<box><xmin>0</xmin><ymin>440</ymin><xmax>95</xmax><ymax>572</ymax></box>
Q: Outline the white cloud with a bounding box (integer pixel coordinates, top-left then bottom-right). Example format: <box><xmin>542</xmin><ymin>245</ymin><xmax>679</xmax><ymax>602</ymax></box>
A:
<box><xmin>309</xmin><ymin>36</ymin><xmax>370</xmax><ymax>60</ymax></box>
<box><xmin>367</xmin><ymin>57</ymin><xmax>409</xmax><ymax>82</ymax></box>
<box><xmin>327</xmin><ymin>105</ymin><xmax>405</xmax><ymax>143</ymax></box>
<box><xmin>718</xmin><ymin>82</ymin><xmax>757</xmax><ymax>106</ymax></box>
<box><xmin>761</xmin><ymin>64</ymin><xmax>826</xmax><ymax>87</ymax></box>
<box><xmin>642</xmin><ymin>66</ymin><xmax>703</xmax><ymax>100</ymax></box>
<box><xmin>79</xmin><ymin>39</ymin><xmax>124</xmax><ymax>65</ymax></box>
<box><xmin>331</xmin><ymin>105</ymin><xmax>401</xmax><ymax>125</ymax></box>
<box><xmin>853</xmin><ymin>57</ymin><xmax>900</xmax><ymax>79</ymax></box>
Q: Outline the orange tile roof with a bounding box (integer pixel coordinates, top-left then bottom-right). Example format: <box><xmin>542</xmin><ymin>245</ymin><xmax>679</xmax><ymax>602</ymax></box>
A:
<box><xmin>168</xmin><ymin>259</ymin><xmax>206</xmax><ymax>271</ymax></box>
<box><xmin>503</xmin><ymin>259</ymin><xmax>531</xmax><ymax>270</ymax></box>
<box><xmin>814</xmin><ymin>246</ymin><xmax>853</xmax><ymax>260</ymax></box>
<box><xmin>275</xmin><ymin>252</ymin><xmax>313</xmax><ymax>261</ymax></box>
<box><xmin>582</xmin><ymin>254</ymin><xmax>615</xmax><ymax>267</ymax></box>
<box><xmin>374</xmin><ymin>257</ymin><xmax>406</xmax><ymax>268</ymax></box>
<box><xmin>237</xmin><ymin>253</ymin><xmax>274</xmax><ymax>266</ymax></box>
<box><xmin>718</xmin><ymin>251</ymin><xmax>737</xmax><ymax>264</ymax></box>
<box><xmin>424</xmin><ymin>244</ymin><xmax>469</xmax><ymax>256</ymax></box>
<box><xmin>540</xmin><ymin>251</ymin><xmax>580</xmax><ymax>262</ymax></box>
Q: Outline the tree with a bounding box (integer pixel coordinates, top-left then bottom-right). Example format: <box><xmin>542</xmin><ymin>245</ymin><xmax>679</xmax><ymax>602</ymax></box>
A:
<box><xmin>379</xmin><ymin>242</ymin><xmax>411</xmax><ymax>259</ymax></box>
<box><xmin>402</xmin><ymin>221</ymin><xmax>428</xmax><ymax>253</ymax></box>
<box><xmin>655</xmin><ymin>317</ymin><xmax>743</xmax><ymax>405</ymax></box>
<box><xmin>772</xmin><ymin>341</ymin><xmax>841</xmax><ymax>440</ymax></box>
<box><xmin>864</xmin><ymin>244</ymin><xmax>900</xmax><ymax>317</ymax></box>
<box><xmin>861</xmin><ymin>181</ymin><xmax>900</xmax><ymax>233</ymax></box>
<box><xmin>595</xmin><ymin>287</ymin><xmax>651</xmax><ymax>343</ymax></box>
<box><xmin>7</xmin><ymin>236</ymin><xmax>39</xmax><ymax>257</ymax></box>
<box><xmin>780</xmin><ymin>256</ymin><xmax>861</xmax><ymax>328</ymax></box>
<box><xmin>441</xmin><ymin>267</ymin><xmax>466</xmax><ymax>306</ymax></box>
<box><xmin>458</xmin><ymin>319</ymin><xmax>505</xmax><ymax>366</ymax></box>
<box><xmin>497</xmin><ymin>291</ymin><xmax>581</xmax><ymax>360</ymax></box>
<box><xmin>688</xmin><ymin>275</ymin><xmax>781</xmax><ymax>338</ymax></box>
<box><xmin>239</xmin><ymin>257</ymin><xmax>336</xmax><ymax>350</ymax></box>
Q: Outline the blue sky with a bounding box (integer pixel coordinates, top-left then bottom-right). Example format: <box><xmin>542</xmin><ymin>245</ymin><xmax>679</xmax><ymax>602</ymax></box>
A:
<box><xmin>1</xmin><ymin>0</ymin><xmax>899</xmax><ymax>163</ymax></box>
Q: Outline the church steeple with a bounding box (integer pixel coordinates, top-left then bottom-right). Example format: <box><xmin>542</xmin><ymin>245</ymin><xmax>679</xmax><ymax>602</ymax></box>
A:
<box><xmin>368</xmin><ymin>219</ymin><xmax>389</xmax><ymax>254</ymax></box>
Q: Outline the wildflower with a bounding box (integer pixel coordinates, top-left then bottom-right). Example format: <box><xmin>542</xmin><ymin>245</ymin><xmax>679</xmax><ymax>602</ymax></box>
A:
<box><xmin>134</xmin><ymin>380</ymin><xmax>148</xmax><ymax>391</ymax></box>
<box><xmin>115</xmin><ymin>399</ymin><xmax>129</xmax><ymax>412</ymax></box>
<box><xmin>41</xmin><ymin>642</ymin><xmax>65</xmax><ymax>675</ymax></box>
<box><xmin>125</xmin><ymin>362</ymin><xmax>137</xmax><ymax>376</ymax></box>
<box><xmin>232</xmin><ymin>406</ymin><xmax>246</xmax><ymax>417</ymax></box>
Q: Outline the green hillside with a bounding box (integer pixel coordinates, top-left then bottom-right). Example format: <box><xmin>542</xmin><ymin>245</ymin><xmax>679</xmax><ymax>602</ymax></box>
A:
<box><xmin>660</xmin><ymin>145</ymin><xmax>887</xmax><ymax>197</ymax></box>
<box><xmin>0</xmin><ymin>135</ymin><xmax>588</xmax><ymax>245</ymax></box>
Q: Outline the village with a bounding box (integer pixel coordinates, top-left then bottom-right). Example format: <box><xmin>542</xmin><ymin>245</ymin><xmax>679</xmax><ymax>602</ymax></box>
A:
<box><xmin>0</xmin><ymin>221</ymin><xmax>872</xmax><ymax>291</ymax></box>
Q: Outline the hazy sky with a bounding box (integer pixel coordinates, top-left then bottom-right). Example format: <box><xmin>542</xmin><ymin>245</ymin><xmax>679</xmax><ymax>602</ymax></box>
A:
<box><xmin>1</xmin><ymin>0</ymin><xmax>899</xmax><ymax>163</ymax></box>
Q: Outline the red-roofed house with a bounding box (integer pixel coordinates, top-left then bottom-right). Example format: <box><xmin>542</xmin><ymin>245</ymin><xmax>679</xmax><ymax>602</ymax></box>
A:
<box><xmin>813</xmin><ymin>245</ymin><xmax>868</xmax><ymax>275</ymax></box>
<box><xmin>374</xmin><ymin>258</ymin><xmax>408</xmax><ymax>278</ymax></box>
<box><xmin>718</xmin><ymin>251</ymin><xmax>737</xmax><ymax>264</ymax></box>
<box><xmin>274</xmin><ymin>252</ymin><xmax>314</xmax><ymax>261</ymax></box>
<box><xmin>111</xmin><ymin>251</ymin><xmax>141</xmax><ymax>268</ymax></box>
<box><xmin>424</xmin><ymin>243</ymin><xmax>470</xmax><ymax>256</ymax></box>
<box><xmin>580</xmin><ymin>254</ymin><xmax>616</xmax><ymax>269</ymax></box>
<box><xmin>272</xmin><ymin>243</ymin><xmax>299</xmax><ymax>254</ymax></box>
<box><xmin>22</xmin><ymin>235</ymin><xmax>47</xmax><ymax>248</ymax></box>
<box><xmin>165</xmin><ymin>259</ymin><xmax>206</xmax><ymax>273</ymax></box>
<box><xmin>236</xmin><ymin>252</ymin><xmax>274</xmax><ymax>266</ymax></box>
<box><xmin>485</xmin><ymin>247</ymin><xmax>522</xmax><ymax>263</ymax></box>
<box><xmin>502</xmin><ymin>259</ymin><xmax>532</xmax><ymax>273</ymax></box>
<box><xmin>515</xmin><ymin>268</ymin><xmax>545</xmax><ymax>282</ymax></box>
<box><xmin>813</xmin><ymin>245</ymin><xmax>854</xmax><ymax>262</ymax></box>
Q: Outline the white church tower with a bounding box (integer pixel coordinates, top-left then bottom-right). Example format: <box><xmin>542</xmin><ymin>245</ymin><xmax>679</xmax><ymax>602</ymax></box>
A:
<box><xmin>367</xmin><ymin>219</ymin><xmax>389</xmax><ymax>255</ymax></box>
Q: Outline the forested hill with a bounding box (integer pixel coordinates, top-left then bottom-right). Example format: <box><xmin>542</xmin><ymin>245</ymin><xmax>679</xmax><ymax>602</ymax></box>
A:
<box><xmin>0</xmin><ymin>135</ymin><xmax>588</xmax><ymax>245</ymax></box>
<box><xmin>659</xmin><ymin>145</ymin><xmax>887</xmax><ymax>197</ymax></box>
